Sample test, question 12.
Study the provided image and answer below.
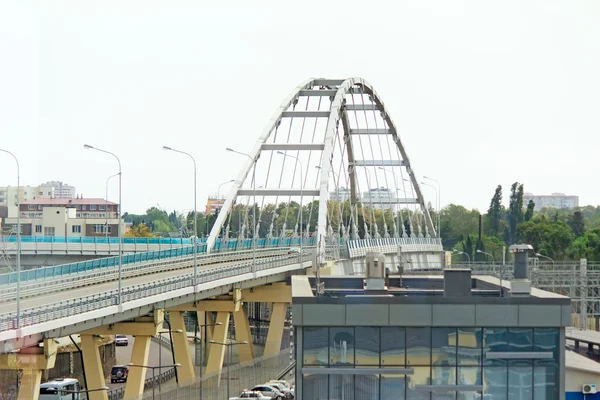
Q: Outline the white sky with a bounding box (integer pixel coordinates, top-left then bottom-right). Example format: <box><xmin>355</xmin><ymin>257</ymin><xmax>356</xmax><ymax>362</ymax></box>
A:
<box><xmin>1</xmin><ymin>1</ymin><xmax>598</xmax><ymax>214</ymax></box>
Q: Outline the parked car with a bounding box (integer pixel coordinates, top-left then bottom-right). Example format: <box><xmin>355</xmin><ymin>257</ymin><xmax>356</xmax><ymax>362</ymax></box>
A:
<box><xmin>266</xmin><ymin>382</ymin><xmax>294</xmax><ymax>399</ymax></box>
<box><xmin>229</xmin><ymin>391</ymin><xmax>269</xmax><ymax>399</ymax></box>
<box><xmin>114</xmin><ymin>335</ymin><xmax>128</xmax><ymax>346</ymax></box>
<box><xmin>250</xmin><ymin>385</ymin><xmax>285</xmax><ymax>399</ymax></box>
<box><xmin>110</xmin><ymin>365</ymin><xmax>129</xmax><ymax>383</ymax></box>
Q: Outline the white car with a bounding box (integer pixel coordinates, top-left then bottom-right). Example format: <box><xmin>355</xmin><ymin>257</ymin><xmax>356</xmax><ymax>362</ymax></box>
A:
<box><xmin>230</xmin><ymin>391</ymin><xmax>269</xmax><ymax>399</ymax></box>
<box><xmin>266</xmin><ymin>382</ymin><xmax>294</xmax><ymax>399</ymax></box>
<box><xmin>250</xmin><ymin>385</ymin><xmax>285</xmax><ymax>399</ymax></box>
<box><xmin>114</xmin><ymin>335</ymin><xmax>128</xmax><ymax>346</ymax></box>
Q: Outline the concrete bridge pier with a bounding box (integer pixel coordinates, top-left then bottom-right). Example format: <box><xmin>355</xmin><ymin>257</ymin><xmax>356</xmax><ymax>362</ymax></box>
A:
<box><xmin>0</xmin><ymin>338</ymin><xmax>58</xmax><ymax>400</ymax></box>
<box><xmin>81</xmin><ymin>311</ymin><xmax>163</xmax><ymax>400</ymax></box>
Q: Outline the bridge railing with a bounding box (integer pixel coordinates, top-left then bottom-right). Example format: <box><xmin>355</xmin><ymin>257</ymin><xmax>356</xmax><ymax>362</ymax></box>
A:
<box><xmin>0</xmin><ymin>251</ymin><xmax>312</xmax><ymax>332</ymax></box>
<box><xmin>0</xmin><ymin>237</ymin><xmax>318</xmax><ymax>286</ymax></box>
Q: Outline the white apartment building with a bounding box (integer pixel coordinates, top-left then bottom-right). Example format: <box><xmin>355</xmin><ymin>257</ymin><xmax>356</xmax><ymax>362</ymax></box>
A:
<box><xmin>39</xmin><ymin>181</ymin><xmax>76</xmax><ymax>199</ymax></box>
<box><xmin>2</xmin><ymin>198</ymin><xmax>123</xmax><ymax>237</ymax></box>
<box><xmin>523</xmin><ymin>192</ymin><xmax>579</xmax><ymax>210</ymax></box>
<box><xmin>361</xmin><ymin>187</ymin><xmax>399</xmax><ymax>210</ymax></box>
<box><xmin>329</xmin><ymin>187</ymin><xmax>352</xmax><ymax>202</ymax></box>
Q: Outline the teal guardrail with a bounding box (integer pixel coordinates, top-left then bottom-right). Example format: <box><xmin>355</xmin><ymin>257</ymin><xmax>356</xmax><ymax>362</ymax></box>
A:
<box><xmin>0</xmin><ymin>236</ymin><xmax>196</xmax><ymax>245</ymax></box>
<box><xmin>0</xmin><ymin>237</ymin><xmax>318</xmax><ymax>285</ymax></box>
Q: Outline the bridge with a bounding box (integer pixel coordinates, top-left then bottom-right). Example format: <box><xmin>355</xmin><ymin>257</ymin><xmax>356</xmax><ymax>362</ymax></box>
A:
<box><xmin>0</xmin><ymin>77</ymin><xmax>585</xmax><ymax>400</ymax></box>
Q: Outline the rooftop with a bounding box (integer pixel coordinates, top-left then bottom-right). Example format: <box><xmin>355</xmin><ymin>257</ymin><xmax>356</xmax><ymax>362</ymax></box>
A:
<box><xmin>21</xmin><ymin>198</ymin><xmax>117</xmax><ymax>206</ymax></box>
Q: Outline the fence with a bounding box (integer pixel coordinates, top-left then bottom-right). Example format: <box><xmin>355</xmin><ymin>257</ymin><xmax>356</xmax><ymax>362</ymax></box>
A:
<box><xmin>131</xmin><ymin>348</ymin><xmax>292</xmax><ymax>400</ymax></box>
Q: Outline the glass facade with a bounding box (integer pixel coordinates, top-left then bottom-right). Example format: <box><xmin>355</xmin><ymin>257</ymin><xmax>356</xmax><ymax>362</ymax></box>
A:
<box><xmin>302</xmin><ymin>327</ymin><xmax>559</xmax><ymax>400</ymax></box>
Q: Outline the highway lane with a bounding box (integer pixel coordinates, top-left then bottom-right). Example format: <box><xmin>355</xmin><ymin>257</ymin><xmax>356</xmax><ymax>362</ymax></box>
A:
<box><xmin>107</xmin><ymin>335</ymin><xmax>175</xmax><ymax>391</ymax></box>
<box><xmin>2</xmin><ymin>257</ymin><xmax>257</xmax><ymax>314</ymax></box>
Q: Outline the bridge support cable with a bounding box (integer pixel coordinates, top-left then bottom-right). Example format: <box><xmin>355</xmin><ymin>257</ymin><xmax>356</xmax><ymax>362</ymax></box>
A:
<box><xmin>208</xmin><ymin>77</ymin><xmax>436</xmax><ymax>255</ymax></box>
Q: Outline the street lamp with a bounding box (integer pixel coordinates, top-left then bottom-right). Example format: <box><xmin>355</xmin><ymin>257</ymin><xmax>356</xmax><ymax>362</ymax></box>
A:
<box><xmin>84</xmin><ymin>144</ymin><xmax>123</xmax><ymax>305</ymax></box>
<box><xmin>226</xmin><ymin>148</ymin><xmax>257</xmax><ymax>270</ymax></box>
<box><xmin>157</xmin><ymin>329</ymin><xmax>183</xmax><ymax>393</ymax></box>
<box><xmin>0</xmin><ymin>149</ymin><xmax>20</xmax><ymax>328</ymax></box>
<box><xmin>536</xmin><ymin>253</ymin><xmax>555</xmax><ymax>267</ymax></box>
<box><xmin>277</xmin><ymin>151</ymin><xmax>304</xmax><ymax>251</ymax></box>
<box><xmin>477</xmin><ymin>249</ymin><xmax>495</xmax><ymax>263</ymax></box>
<box><xmin>423</xmin><ymin>176</ymin><xmax>441</xmax><ymax>237</ymax></box>
<box><xmin>215</xmin><ymin>179</ymin><xmax>235</xmax><ymax>239</ymax></box>
<box><xmin>453</xmin><ymin>249</ymin><xmax>471</xmax><ymax>264</ymax></box>
<box><xmin>420</xmin><ymin>181</ymin><xmax>439</xmax><ymax>236</ymax></box>
<box><xmin>105</xmin><ymin>172</ymin><xmax>119</xmax><ymax>242</ymax></box>
<box><xmin>209</xmin><ymin>340</ymin><xmax>248</xmax><ymax>400</ymax></box>
<box><xmin>127</xmin><ymin>363</ymin><xmax>181</xmax><ymax>400</ymax></box>
<box><xmin>192</xmin><ymin>321</ymin><xmax>223</xmax><ymax>400</ymax></box>
<box><xmin>163</xmin><ymin>146</ymin><xmax>198</xmax><ymax>285</ymax></box>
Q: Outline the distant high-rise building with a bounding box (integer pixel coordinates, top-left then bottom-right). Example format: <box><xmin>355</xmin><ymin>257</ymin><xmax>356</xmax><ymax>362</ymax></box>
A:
<box><xmin>523</xmin><ymin>192</ymin><xmax>579</xmax><ymax>209</ymax></box>
<box><xmin>39</xmin><ymin>181</ymin><xmax>76</xmax><ymax>199</ymax></box>
<box><xmin>361</xmin><ymin>187</ymin><xmax>398</xmax><ymax>210</ymax></box>
<box><xmin>329</xmin><ymin>187</ymin><xmax>352</xmax><ymax>203</ymax></box>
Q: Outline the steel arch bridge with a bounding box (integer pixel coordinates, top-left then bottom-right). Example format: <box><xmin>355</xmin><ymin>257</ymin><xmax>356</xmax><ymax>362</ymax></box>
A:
<box><xmin>208</xmin><ymin>77</ymin><xmax>437</xmax><ymax>257</ymax></box>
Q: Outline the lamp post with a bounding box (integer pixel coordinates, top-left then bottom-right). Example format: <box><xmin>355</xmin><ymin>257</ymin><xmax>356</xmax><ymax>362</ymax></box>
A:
<box><xmin>127</xmin><ymin>363</ymin><xmax>181</xmax><ymax>400</ymax></box>
<box><xmin>84</xmin><ymin>144</ymin><xmax>123</xmax><ymax>305</ymax></box>
<box><xmin>536</xmin><ymin>253</ymin><xmax>555</xmax><ymax>267</ymax></box>
<box><xmin>423</xmin><ymin>176</ymin><xmax>441</xmax><ymax>238</ymax></box>
<box><xmin>420</xmin><ymin>181</ymin><xmax>439</xmax><ymax>236</ymax></box>
<box><xmin>0</xmin><ymin>149</ymin><xmax>20</xmax><ymax>328</ymax></box>
<box><xmin>192</xmin><ymin>321</ymin><xmax>223</xmax><ymax>400</ymax></box>
<box><xmin>157</xmin><ymin>329</ymin><xmax>183</xmax><ymax>393</ymax></box>
<box><xmin>215</xmin><ymin>179</ymin><xmax>234</xmax><ymax>240</ymax></box>
<box><xmin>209</xmin><ymin>340</ymin><xmax>248</xmax><ymax>400</ymax></box>
<box><xmin>277</xmin><ymin>152</ymin><xmax>304</xmax><ymax>251</ymax></box>
<box><xmin>477</xmin><ymin>249</ymin><xmax>495</xmax><ymax>263</ymax></box>
<box><xmin>453</xmin><ymin>249</ymin><xmax>471</xmax><ymax>264</ymax></box>
<box><xmin>105</xmin><ymin>173</ymin><xmax>119</xmax><ymax>243</ymax></box>
<box><xmin>226</xmin><ymin>148</ymin><xmax>257</xmax><ymax>270</ymax></box>
<box><xmin>163</xmin><ymin>146</ymin><xmax>198</xmax><ymax>285</ymax></box>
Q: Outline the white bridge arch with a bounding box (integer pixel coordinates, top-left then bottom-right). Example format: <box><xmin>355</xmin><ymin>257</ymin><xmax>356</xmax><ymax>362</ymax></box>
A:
<box><xmin>207</xmin><ymin>78</ymin><xmax>436</xmax><ymax>256</ymax></box>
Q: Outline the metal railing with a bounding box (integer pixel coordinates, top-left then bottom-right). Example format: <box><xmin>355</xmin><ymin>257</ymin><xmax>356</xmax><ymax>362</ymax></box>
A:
<box><xmin>0</xmin><ymin>251</ymin><xmax>312</xmax><ymax>332</ymax></box>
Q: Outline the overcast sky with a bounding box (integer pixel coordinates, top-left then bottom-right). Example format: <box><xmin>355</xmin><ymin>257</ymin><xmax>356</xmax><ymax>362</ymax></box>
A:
<box><xmin>1</xmin><ymin>1</ymin><xmax>598</xmax><ymax>214</ymax></box>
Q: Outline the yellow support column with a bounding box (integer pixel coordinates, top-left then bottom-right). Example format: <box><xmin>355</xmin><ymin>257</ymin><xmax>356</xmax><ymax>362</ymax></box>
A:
<box><xmin>233</xmin><ymin>307</ymin><xmax>255</xmax><ymax>362</ymax></box>
<box><xmin>18</xmin><ymin>368</ymin><xmax>43</xmax><ymax>400</ymax></box>
<box><xmin>170</xmin><ymin>311</ymin><xmax>195</xmax><ymax>384</ymax></box>
<box><xmin>123</xmin><ymin>335</ymin><xmax>152</xmax><ymax>400</ymax></box>
<box><xmin>80</xmin><ymin>335</ymin><xmax>108</xmax><ymax>400</ymax></box>
<box><xmin>204</xmin><ymin>311</ymin><xmax>230</xmax><ymax>376</ymax></box>
<box><xmin>264</xmin><ymin>303</ymin><xmax>287</xmax><ymax>357</ymax></box>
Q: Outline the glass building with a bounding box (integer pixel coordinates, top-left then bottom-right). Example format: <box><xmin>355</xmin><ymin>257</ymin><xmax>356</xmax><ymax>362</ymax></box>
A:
<box><xmin>292</xmin><ymin>270</ymin><xmax>568</xmax><ymax>400</ymax></box>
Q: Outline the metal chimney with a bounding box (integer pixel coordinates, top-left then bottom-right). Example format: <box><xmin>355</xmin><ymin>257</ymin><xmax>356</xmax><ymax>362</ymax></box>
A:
<box><xmin>509</xmin><ymin>244</ymin><xmax>534</xmax><ymax>296</ymax></box>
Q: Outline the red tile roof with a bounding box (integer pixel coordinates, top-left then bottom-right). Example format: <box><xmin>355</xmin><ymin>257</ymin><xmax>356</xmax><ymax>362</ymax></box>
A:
<box><xmin>22</xmin><ymin>198</ymin><xmax>118</xmax><ymax>206</ymax></box>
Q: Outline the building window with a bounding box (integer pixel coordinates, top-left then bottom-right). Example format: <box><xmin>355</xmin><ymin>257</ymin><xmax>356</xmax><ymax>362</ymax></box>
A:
<box><xmin>38</xmin><ymin>191</ymin><xmax>42</xmax><ymax>196</ymax></box>
<box><xmin>90</xmin><ymin>205</ymin><xmax>97</xmax><ymax>210</ymax></box>
<box><xmin>37</xmin><ymin>205</ymin><xmax>42</xmax><ymax>210</ymax></box>
<box><xmin>35</xmin><ymin>225</ymin><xmax>42</xmax><ymax>233</ymax></box>
<box><xmin>28</xmin><ymin>205</ymin><xmax>35</xmax><ymax>210</ymax></box>
<box><xmin>99</xmin><ymin>205</ymin><xmax>106</xmax><ymax>211</ymax></box>
<box><xmin>76</xmin><ymin>205</ymin><xmax>81</xmax><ymax>210</ymax></box>
<box><xmin>81</xmin><ymin>205</ymin><xmax>86</xmax><ymax>210</ymax></box>
<box><xmin>93</xmin><ymin>224</ymin><xmax>108</xmax><ymax>234</ymax></box>
<box><xmin>44</xmin><ymin>227</ymin><xmax>55</xmax><ymax>236</ymax></box>
<box><xmin>72</xmin><ymin>225</ymin><xmax>81</xmax><ymax>233</ymax></box>
<box><xmin>47</xmin><ymin>191</ymin><xmax>52</xmax><ymax>195</ymax></box>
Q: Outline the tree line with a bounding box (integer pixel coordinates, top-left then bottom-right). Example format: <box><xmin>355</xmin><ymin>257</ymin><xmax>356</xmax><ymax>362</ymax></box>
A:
<box><xmin>444</xmin><ymin>182</ymin><xmax>600</xmax><ymax>262</ymax></box>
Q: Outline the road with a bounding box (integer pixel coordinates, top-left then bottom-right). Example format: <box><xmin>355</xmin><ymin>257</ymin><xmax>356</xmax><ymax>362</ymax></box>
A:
<box><xmin>106</xmin><ymin>335</ymin><xmax>176</xmax><ymax>391</ymax></box>
<box><xmin>2</xmin><ymin>258</ymin><xmax>254</xmax><ymax>313</ymax></box>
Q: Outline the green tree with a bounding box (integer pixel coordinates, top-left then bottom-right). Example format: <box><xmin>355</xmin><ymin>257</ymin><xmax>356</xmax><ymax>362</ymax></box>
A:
<box><xmin>507</xmin><ymin>182</ymin><xmax>524</xmax><ymax>244</ymax></box>
<box><xmin>524</xmin><ymin>200</ymin><xmax>535</xmax><ymax>222</ymax></box>
<box><xmin>484</xmin><ymin>185</ymin><xmax>504</xmax><ymax>238</ymax></box>
<box><xmin>125</xmin><ymin>223</ymin><xmax>154</xmax><ymax>237</ymax></box>
<box><xmin>518</xmin><ymin>215</ymin><xmax>573</xmax><ymax>260</ymax></box>
<box><xmin>568</xmin><ymin>211</ymin><xmax>585</xmax><ymax>237</ymax></box>
<box><xmin>439</xmin><ymin>204</ymin><xmax>480</xmax><ymax>250</ymax></box>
